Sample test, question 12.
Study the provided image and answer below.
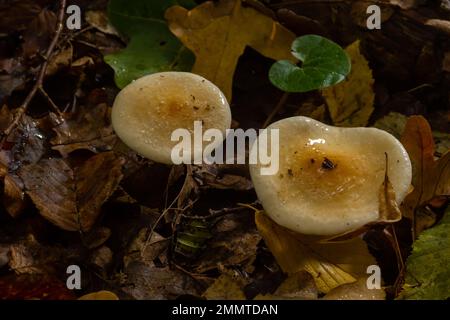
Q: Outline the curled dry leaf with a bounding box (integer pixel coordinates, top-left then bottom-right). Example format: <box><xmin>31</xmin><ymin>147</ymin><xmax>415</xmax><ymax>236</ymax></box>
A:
<box><xmin>166</xmin><ymin>0</ymin><xmax>296</xmax><ymax>100</ymax></box>
<box><xmin>85</xmin><ymin>10</ymin><xmax>120</xmax><ymax>36</ymax></box>
<box><xmin>19</xmin><ymin>152</ymin><xmax>124</xmax><ymax>232</ymax></box>
<box><xmin>322</xmin><ymin>40</ymin><xmax>375</xmax><ymax>127</ymax></box>
<box><xmin>256</xmin><ymin>212</ymin><xmax>378</xmax><ymax>294</ymax></box>
<box><xmin>50</xmin><ymin>103</ymin><xmax>116</xmax><ymax>157</ymax></box>
<box><xmin>400</xmin><ymin>116</ymin><xmax>450</xmax><ymax>235</ymax></box>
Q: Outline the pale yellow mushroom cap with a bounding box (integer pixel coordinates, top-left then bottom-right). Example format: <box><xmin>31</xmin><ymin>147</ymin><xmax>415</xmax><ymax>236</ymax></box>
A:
<box><xmin>112</xmin><ymin>72</ymin><xmax>231</xmax><ymax>164</ymax></box>
<box><xmin>250</xmin><ymin>116</ymin><xmax>412</xmax><ymax>236</ymax></box>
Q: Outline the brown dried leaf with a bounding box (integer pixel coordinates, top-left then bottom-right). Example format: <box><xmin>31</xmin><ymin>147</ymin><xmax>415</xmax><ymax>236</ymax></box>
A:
<box><xmin>124</xmin><ymin>229</ymin><xmax>169</xmax><ymax>267</ymax></box>
<box><xmin>194</xmin><ymin>210</ymin><xmax>261</xmax><ymax>273</ymax></box>
<box><xmin>50</xmin><ymin>103</ymin><xmax>116</xmax><ymax>157</ymax></box>
<box><xmin>121</xmin><ymin>261</ymin><xmax>199</xmax><ymax>299</ymax></box>
<box><xmin>22</xmin><ymin>9</ymin><xmax>56</xmax><ymax>59</ymax></box>
<box><xmin>7</xmin><ymin>234</ymin><xmax>81</xmax><ymax>276</ymax></box>
<box><xmin>19</xmin><ymin>152</ymin><xmax>124</xmax><ymax>232</ymax></box>
<box><xmin>0</xmin><ymin>0</ymin><xmax>42</xmax><ymax>33</ymax></box>
<box><xmin>85</xmin><ymin>10</ymin><xmax>120</xmax><ymax>36</ymax></box>
<box><xmin>0</xmin><ymin>61</ymin><xmax>27</xmax><ymax>100</ymax></box>
<box><xmin>193</xmin><ymin>164</ymin><xmax>253</xmax><ymax>191</ymax></box>
<box><xmin>46</xmin><ymin>45</ymin><xmax>73</xmax><ymax>76</ymax></box>
<box><xmin>3</xmin><ymin>174</ymin><xmax>26</xmax><ymax>218</ymax></box>
<box><xmin>276</xmin><ymin>9</ymin><xmax>327</xmax><ymax>37</ymax></box>
<box><xmin>400</xmin><ymin>116</ymin><xmax>450</xmax><ymax>235</ymax></box>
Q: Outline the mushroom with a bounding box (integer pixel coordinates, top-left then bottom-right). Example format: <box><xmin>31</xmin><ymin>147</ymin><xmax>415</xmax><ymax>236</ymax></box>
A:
<box><xmin>249</xmin><ymin>116</ymin><xmax>412</xmax><ymax>236</ymax></box>
<box><xmin>112</xmin><ymin>72</ymin><xmax>231</xmax><ymax>164</ymax></box>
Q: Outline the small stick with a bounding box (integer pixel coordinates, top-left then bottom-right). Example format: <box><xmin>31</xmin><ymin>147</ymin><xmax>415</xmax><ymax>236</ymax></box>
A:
<box><xmin>262</xmin><ymin>92</ymin><xmax>289</xmax><ymax>128</ymax></box>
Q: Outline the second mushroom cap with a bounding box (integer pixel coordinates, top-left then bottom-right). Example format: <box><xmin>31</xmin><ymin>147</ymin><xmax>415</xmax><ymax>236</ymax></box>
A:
<box><xmin>112</xmin><ymin>72</ymin><xmax>231</xmax><ymax>164</ymax></box>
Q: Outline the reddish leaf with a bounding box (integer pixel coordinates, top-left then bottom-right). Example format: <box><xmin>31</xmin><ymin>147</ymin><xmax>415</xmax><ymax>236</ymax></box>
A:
<box><xmin>400</xmin><ymin>116</ymin><xmax>450</xmax><ymax>235</ymax></box>
<box><xmin>0</xmin><ymin>274</ymin><xmax>76</xmax><ymax>300</ymax></box>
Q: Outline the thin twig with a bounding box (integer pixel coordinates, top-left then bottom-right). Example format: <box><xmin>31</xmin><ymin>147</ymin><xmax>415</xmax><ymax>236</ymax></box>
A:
<box><xmin>262</xmin><ymin>92</ymin><xmax>289</xmax><ymax>128</ymax></box>
<box><xmin>390</xmin><ymin>224</ymin><xmax>404</xmax><ymax>272</ymax></box>
<box><xmin>1</xmin><ymin>0</ymin><xmax>67</xmax><ymax>143</ymax></box>
<box><xmin>38</xmin><ymin>87</ymin><xmax>63</xmax><ymax>115</ymax></box>
<box><xmin>141</xmin><ymin>165</ymin><xmax>194</xmax><ymax>258</ymax></box>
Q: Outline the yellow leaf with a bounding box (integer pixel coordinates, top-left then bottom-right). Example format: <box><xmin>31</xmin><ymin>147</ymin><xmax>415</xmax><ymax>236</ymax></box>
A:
<box><xmin>254</xmin><ymin>271</ymin><xmax>318</xmax><ymax>300</ymax></box>
<box><xmin>322</xmin><ymin>40</ymin><xmax>374</xmax><ymax>127</ymax></box>
<box><xmin>255</xmin><ymin>212</ymin><xmax>377</xmax><ymax>293</ymax></box>
<box><xmin>165</xmin><ymin>0</ymin><xmax>296</xmax><ymax>101</ymax></box>
<box><xmin>203</xmin><ymin>274</ymin><xmax>246</xmax><ymax>300</ymax></box>
<box><xmin>78</xmin><ymin>290</ymin><xmax>119</xmax><ymax>300</ymax></box>
<box><xmin>400</xmin><ymin>116</ymin><xmax>450</xmax><ymax>236</ymax></box>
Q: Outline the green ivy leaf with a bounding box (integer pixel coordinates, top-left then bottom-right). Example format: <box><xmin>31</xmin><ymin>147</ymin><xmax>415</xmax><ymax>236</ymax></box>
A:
<box><xmin>105</xmin><ymin>0</ymin><xmax>195</xmax><ymax>88</ymax></box>
<box><xmin>400</xmin><ymin>206</ymin><xmax>450</xmax><ymax>300</ymax></box>
<box><xmin>269</xmin><ymin>35</ymin><xmax>351</xmax><ymax>93</ymax></box>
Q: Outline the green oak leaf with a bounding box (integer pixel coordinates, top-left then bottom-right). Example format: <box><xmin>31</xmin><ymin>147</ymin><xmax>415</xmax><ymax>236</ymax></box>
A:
<box><xmin>105</xmin><ymin>0</ymin><xmax>195</xmax><ymax>88</ymax></box>
<box><xmin>269</xmin><ymin>35</ymin><xmax>351</xmax><ymax>93</ymax></box>
<box><xmin>400</xmin><ymin>206</ymin><xmax>450</xmax><ymax>300</ymax></box>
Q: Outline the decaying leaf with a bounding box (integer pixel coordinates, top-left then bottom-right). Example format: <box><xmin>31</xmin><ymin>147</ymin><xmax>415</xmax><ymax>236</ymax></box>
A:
<box><xmin>400</xmin><ymin>116</ymin><xmax>450</xmax><ymax>235</ymax></box>
<box><xmin>3</xmin><ymin>174</ymin><xmax>26</xmax><ymax>218</ymax></box>
<box><xmin>322</xmin><ymin>40</ymin><xmax>375</xmax><ymax>127</ymax></box>
<box><xmin>7</xmin><ymin>234</ymin><xmax>82</xmax><ymax>276</ymax></box>
<box><xmin>193</xmin><ymin>210</ymin><xmax>261</xmax><ymax>273</ymax></box>
<box><xmin>400</xmin><ymin>206</ymin><xmax>450</xmax><ymax>300</ymax></box>
<box><xmin>121</xmin><ymin>261</ymin><xmax>200</xmax><ymax>299</ymax></box>
<box><xmin>85</xmin><ymin>10</ymin><xmax>120</xmax><ymax>36</ymax></box>
<box><xmin>203</xmin><ymin>274</ymin><xmax>246</xmax><ymax>300</ymax></box>
<box><xmin>0</xmin><ymin>274</ymin><xmax>76</xmax><ymax>300</ymax></box>
<box><xmin>79</xmin><ymin>290</ymin><xmax>119</xmax><ymax>300</ymax></box>
<box><xmin>19</xmin><ymin>152</ymin><xmax>124</xmax><ymax>232</ymax></box>
<box><xmin>50</xmin><ymin>103</ymin><xmax>116</xmax><ymax>157</ymax></box>
<box><xmin>192</xmin><ymin>164</ymin><xmax>253</xmax><ymax>191</ymax></box>
<box><xmin>166</xmin><ymin>0</ymin><xmax>296</xmax><ymax>100</ymax></box>
<box><xmin>255</xmin><ymin>212</ymin><xmax>377</xmax><ymax>293</ymax></box>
